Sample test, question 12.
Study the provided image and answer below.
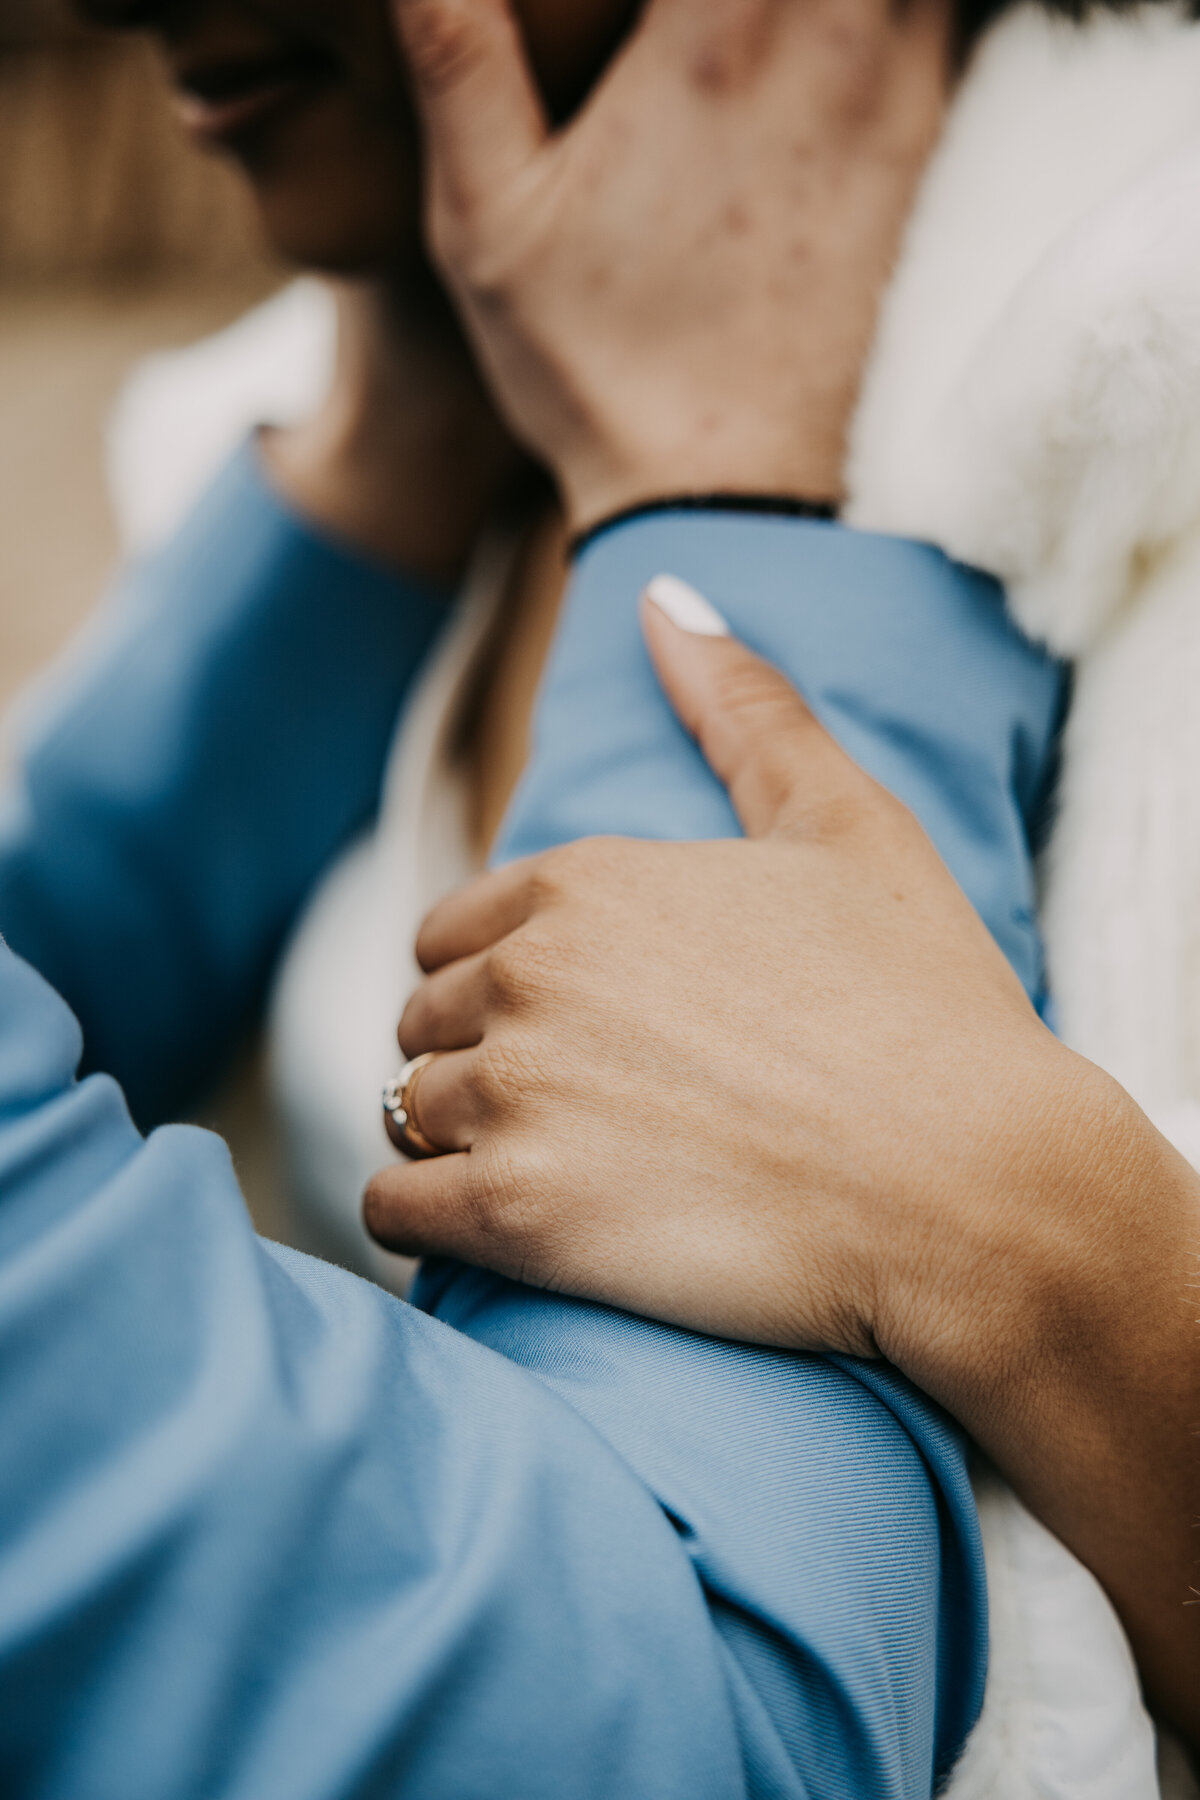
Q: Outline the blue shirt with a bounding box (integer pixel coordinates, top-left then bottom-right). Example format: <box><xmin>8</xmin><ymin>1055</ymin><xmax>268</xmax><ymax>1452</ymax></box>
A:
<box><xmin>0</xmin><ymin>450</ymin><xmax>1065</xmax><ymax>1797</ymax></box>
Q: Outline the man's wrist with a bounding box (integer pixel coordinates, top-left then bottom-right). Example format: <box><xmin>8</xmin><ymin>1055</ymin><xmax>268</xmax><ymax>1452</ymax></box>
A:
<box><xmin>568</xmin><ymin>493</ymin><xmax>840</xmax><ymax>561</ymax></box>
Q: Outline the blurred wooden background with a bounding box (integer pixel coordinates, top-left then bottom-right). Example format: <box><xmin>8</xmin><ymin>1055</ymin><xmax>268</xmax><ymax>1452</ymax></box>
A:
<box><xmin>0</xmin><ymin>0</ymin><xmax>279</xmax><ymax>723</ymax></box>
<box><xmin>0</xmin><ymin>5</ymin><xmax>291</xmax><ymax>1230</ymax></box>
<box><xmin>0</xmin><ymin>0</ymin><xmax>267</xmax><ymax>278</ymax></box>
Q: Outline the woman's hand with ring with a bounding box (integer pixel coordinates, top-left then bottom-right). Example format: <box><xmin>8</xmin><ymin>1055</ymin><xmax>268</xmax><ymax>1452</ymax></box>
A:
<box><xmin>390</xmin><ymin>0</ymin><xmax>952</xmax><ymax>531</ymax></box>
<box><xmin>367</xmin><ymin>595</ymin><xmax>1149</xmax><ymax>1387</ymax></box>
<box><xmin>365</xmin><ymin>590</ymin><xmax>1200</xmax><ymax>1745</ymax></box>
<box><xmin>383</xmin><ymin>1054</ymin><xmax>447</xmax><ymax>1159</ymax></box>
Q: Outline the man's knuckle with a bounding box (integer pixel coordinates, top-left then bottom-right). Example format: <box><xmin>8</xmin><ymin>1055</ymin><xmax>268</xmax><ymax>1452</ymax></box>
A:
<box><xmin>429</xmin><ymin>198</ymin><xmax>523</xmax><ymax>298</ymax></box>
<box><xmin>688</xmin><ymin>5</ymin><xmax>773</xmax><ymax>96</ymax></box>
<box><xmin>402</xmin><ymin>0</ymin><xmax>488</xmax><ymax>94</ymax></box>
<box><xmin>426</xmin><ymin>198</ymin><xmax>472</xmax><ymax>264</ymax></box>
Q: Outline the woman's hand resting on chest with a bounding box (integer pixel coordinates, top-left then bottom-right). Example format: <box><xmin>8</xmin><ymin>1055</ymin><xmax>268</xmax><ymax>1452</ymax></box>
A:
<box><xmin>390</xmin><ymin>0</ymin><xmax>952</xmax><ymax>531</ymax></box>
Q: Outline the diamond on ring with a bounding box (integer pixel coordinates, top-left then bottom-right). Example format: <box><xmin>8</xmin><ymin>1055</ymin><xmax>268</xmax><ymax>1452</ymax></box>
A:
<box><xmin>381</xmin><ymin>1057</ymin><xmax>445</xmax><ymax>1160</ymax></box>
<box><xmin>381</xmin><ymin>1078</ymin><xmax>409</xmax><ymax>1131</ymax></box>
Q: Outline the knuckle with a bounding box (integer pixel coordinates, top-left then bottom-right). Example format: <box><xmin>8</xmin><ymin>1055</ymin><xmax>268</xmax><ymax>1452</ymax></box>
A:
<box><xmin>470</xmin><ymin>1034</ymin><xmax>536</xmax><ymax>1117</ymax></box>
<box><xmin>458</xmin><ymin>1141</ymin><xmax>545</xmax><ymax>1258</ymax></box>
<box><xmin>426</xmin><ymin>199</ymin><xmax>474</xmax><ymax>276</ymax></box>
<box><xmin>753</xmin><ymin>743</ymin><xmax>811</xmax><ymax>829</ymax></box>
<box><xmin>687</xmin><ymin>5</ymin><xmax>773</xmax><ymax>96</ymax></box>
<box><xmin>484</xmin><ymin>929</ymin><xmax>556</xmax><ymax>1010</ymax></box>
<box><xmin>520</xmin><ymin>857</ymin><xmax>568</xmax><ymax>912</ymax></box>
<box><xmin>532</xmin><ymin>838</ymin><xmax>619</xmax><ymax>909</ymax></box>
<box><xmin>484</xmin><ymin>938</ymin><xmax>531</xmax><ymax>1009</ymax></box>
<box><xmin>710</xmin><ymin>652</ymin><xmax>803</xmax><ymax>730</ymax></box>
<box><xmin>401</xmin><ymin>0</ymin><xmax>489</xmax><ymax>95</ymax></box>
<box><xmin>551</xmin><ymin>836</ymin><xmax>608</xmax><ymax>885</ymax></box>
<box><xmin>451</xmin><ymin>238</ymin><xmax>518</xmax><ymax>306</ymax></box>
<box><xmin>784</xmin><ymin>785</ymin><xmax>869</xmax><ymax>843</ymax></box>
<box><xmin>428</xmin><ymin>200</ymin><xmax>523</xmax><ymax>301</ymax></box>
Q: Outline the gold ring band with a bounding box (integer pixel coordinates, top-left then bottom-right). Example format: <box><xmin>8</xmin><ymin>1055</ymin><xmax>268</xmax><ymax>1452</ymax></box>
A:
<box><xmin>382</xmin><ymin>1054</ymin><xmax>445</xmax><ymax>1160</ymax></box>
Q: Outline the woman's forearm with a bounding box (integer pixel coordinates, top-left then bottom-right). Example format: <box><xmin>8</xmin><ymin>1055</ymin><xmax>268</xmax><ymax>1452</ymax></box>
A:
<box><xmin>909</xmin><ymin>1070</ymin><xmax>1200</xmax><ymax>1748</ymax></box>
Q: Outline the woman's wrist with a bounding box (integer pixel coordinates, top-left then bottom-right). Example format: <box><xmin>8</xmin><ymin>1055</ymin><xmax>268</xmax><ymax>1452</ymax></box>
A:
<box><xmin>885</xmin><ymin>1050</ymin><xmax>1179</xmax><ymax>1422</ymax></box>
<box><xmin>885</xmin><ymin>1046</ymin><xmax>1200</xmax><ymax>1740</ymax></box>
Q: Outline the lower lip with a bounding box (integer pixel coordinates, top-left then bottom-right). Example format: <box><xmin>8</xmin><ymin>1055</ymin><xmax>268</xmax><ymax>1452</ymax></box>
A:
<box><xmin>173</xmin><ymin>74</ymin><xmax>326</xmax><ymax>146</ymax></box>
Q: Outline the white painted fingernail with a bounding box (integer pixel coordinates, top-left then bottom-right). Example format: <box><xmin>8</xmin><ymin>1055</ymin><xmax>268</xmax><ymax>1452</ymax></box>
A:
<box><xmin>643</xmin><ymin>574</ymin><xmax>730</xmax><ymax>638</ymax></box>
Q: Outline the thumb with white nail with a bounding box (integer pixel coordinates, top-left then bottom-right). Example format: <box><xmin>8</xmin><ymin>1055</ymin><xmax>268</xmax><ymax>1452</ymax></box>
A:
<box><xmin>640</xmin><ymin>573</ymin><xmax>875</xmax><ymax>841</ymax></box>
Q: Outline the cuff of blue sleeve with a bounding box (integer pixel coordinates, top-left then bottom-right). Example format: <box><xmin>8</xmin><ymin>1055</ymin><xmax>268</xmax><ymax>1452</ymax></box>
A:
<box><xmin>565</xmin><ymin>505</ymin><xmax>1065</xmax><ymax>1010</ymax></box>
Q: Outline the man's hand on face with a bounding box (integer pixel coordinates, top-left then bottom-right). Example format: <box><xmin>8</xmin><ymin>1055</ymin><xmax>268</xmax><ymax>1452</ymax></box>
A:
<box><xmin>390</xmin><ymin>0</ymin><xmax>953</xmax><ymax>533</ymax></box>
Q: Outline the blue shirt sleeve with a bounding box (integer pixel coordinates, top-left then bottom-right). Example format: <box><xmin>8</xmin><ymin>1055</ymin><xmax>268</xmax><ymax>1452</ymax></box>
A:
<box><xmin>504</xmin><ymin>509</ymin><xmax>1065</xmax><ymax>1009</ymax></box>
<box><xmin>418</xmin><ymin>509</ymin><xmax>1068</xmax><ymax>1796</ymax></box>
<box><xmin>0</xmin><ymin>444</ymin><xmax>448</xmax><ymax>1129</ymax></box>
<box><xmin>0</xmin><ymin>500</ymin><xmax>1066</xmax><ymax>1799</ymax></box>
<box><xmin>0</xmin><ymin>945</ymin><xmax>750</xmax><ymax>1800</ymax></box>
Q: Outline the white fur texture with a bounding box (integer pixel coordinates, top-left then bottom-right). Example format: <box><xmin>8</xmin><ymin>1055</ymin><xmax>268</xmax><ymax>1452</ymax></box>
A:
<box><xmin>849</xmin><ymin>1</ymin><xmax>1200</xmax><ymax>624</ymax></box>
<box><xmin>106</xmin><ymin>277</ymin><xmax>336</xmax><ymax>558</ymax></box>
<box><xmin>948</xmin><ymin>1466</ymin><xmax>1161</xmax><ymax>1800</ymax></box>
<box><xmin>849</xmin><ymin>7</ymin><xmax>1200</xmax><ymax>1794</ymax></box>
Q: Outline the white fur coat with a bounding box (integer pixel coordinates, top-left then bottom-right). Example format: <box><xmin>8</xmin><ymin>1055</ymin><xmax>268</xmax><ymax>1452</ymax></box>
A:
<box><xmin>848</xmin><ymin>6</ymin><xmax>1200</xmax><ymax>1793</ymax></box>
<box><xmin>107</xmin><ymin>8</ymin><xmax>1200</xmax><ymax>1792</ymax></box>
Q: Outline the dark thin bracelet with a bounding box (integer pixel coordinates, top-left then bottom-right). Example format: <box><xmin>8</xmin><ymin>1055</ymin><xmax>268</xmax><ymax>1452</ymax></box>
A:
<box><xmin>569</xmin><ymin>492</ymin><xmax>840</xmax><ymax>561</ymax></box>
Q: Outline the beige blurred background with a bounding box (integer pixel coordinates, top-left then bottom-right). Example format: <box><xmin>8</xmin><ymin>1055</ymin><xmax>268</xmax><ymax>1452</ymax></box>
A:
<box><xmin>1</xmin><ymin>1</ymin><xmax>292</xmax><ymax>1229</ymax></box>
<box><xmin>0</xmin><ymin>0</ymin><xmax>280</xmax><ymax>726</ymax></box>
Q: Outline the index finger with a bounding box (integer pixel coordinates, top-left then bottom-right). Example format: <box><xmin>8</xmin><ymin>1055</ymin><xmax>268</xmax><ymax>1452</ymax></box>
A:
<box><xmin>415</xmin><ymin>856</ymin><xmax>542</xmax><ymax>971</ymax></box>
<box><xmin>392</xmin><ymin>0</ymin><xmax>546</xmax><ymax>219</ymax></box>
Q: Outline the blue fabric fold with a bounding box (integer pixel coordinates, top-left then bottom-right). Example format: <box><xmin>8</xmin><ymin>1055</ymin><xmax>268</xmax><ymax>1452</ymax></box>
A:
<box><xmin>0</xmin><ymin>444</ymin><xmax>448</xmax><ymax>1127</ymax></box>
